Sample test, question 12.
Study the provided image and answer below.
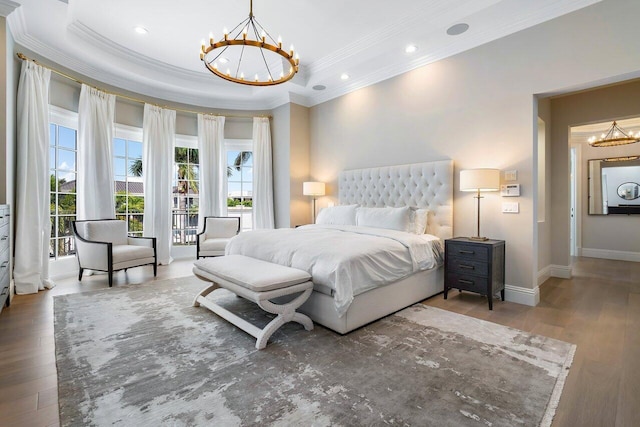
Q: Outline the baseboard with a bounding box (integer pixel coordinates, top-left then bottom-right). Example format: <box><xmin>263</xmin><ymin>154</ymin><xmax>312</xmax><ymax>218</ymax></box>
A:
<box><xmin>504</xmin><ymin>284</ymin><xmax>539</xmax><ymax>306</ymax></box>
<box><xmin>550</xmin><ymin>264</ymin><xmax>572</xmax><ymax>279</ymax></box>
<box><xmin>537</xmin><ymin>265</ymin><xmax>552</xmax><ymax>286</ymax></box>
<box><xmin>581</xmin><ymin>248</ymin><xmax>640</xmax><ymax>262</ymax></box>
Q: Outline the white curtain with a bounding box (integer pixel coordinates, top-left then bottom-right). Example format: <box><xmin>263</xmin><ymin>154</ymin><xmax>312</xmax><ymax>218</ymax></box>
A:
<box><xmin>14</xmin><ymin>61</ymin><xmax>55</xmax><ymax>294</ymax></box>
<box><xmin>77</xmin><ymin>84</ymin><xmax>116</xmax><ymax>220</ymax></box>
<box><xmin>252</xmin><ymin>117</ymin><xmax>275</xmax><ymax>229</ymax></box>
<box><xmin>142</xmin><ymin>104</ymin><xmax>175</xmax><ymax>265</ymax></box>
<box><xmin>197</xmin><ymin>114</ymin><xmax>226</xmax><ymax>230</ymax></box>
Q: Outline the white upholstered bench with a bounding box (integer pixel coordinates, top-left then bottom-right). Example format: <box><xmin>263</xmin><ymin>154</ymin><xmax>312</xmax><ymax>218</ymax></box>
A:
<box><xmin>192</xmin><ymin>255</ymin><xmax>314</xmax><ymax>349</ymax></box>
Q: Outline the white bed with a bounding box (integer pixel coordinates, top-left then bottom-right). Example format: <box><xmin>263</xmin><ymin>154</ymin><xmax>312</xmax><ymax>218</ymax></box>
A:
<box><xmin>230</xmin><ymin>160</ymin><xmax>453</xmax><ymax>334</ymax></box>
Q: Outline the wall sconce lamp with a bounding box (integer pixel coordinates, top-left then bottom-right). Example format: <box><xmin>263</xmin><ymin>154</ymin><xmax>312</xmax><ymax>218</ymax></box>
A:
<box><xmin>460</xmin><ymin>169</ymin><xmax>500</xmax><ymax>240</ymax></box>
<box><xmin>303</xmin><ymin>181</ymin><xmax>325</xmax><ymax>223</ymax></box>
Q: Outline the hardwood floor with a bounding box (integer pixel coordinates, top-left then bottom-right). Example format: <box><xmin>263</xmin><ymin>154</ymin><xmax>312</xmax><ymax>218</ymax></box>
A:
<box><xmin>0</xmin><ymin>256</ymin><xmax>638</xmax><ymax>426</ymax></box>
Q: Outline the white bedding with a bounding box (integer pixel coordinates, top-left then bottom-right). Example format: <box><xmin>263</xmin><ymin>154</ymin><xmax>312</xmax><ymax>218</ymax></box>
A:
<box><xmin>225</xmin><ymin>224</ymin><xmax>444</xmax><ymax>317</ymax></box>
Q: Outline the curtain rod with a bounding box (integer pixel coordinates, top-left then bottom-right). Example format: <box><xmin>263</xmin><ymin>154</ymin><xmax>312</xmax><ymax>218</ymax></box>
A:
<box><xmin>16</xmin><ymin>52</ymin><xmax>271</xmax><ymax>120</ymax></box>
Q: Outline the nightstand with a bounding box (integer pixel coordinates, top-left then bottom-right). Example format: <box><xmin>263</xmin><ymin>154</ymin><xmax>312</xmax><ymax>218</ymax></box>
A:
<box><xmin>444</xmin><ymin>237</ymin><xmax>505</xmax><ymax>310</ymax></box>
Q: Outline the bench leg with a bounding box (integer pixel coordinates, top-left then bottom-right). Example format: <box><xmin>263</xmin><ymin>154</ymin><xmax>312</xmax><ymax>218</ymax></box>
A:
<box><xmin>256</xmin><ymin>288</ymin><xmax>314</xmax><ymax>349</ymax></box>
<box><xmin>192</xmin><ymin>283</ymin><xmax>220</xmax><ymax>307</ymax></box>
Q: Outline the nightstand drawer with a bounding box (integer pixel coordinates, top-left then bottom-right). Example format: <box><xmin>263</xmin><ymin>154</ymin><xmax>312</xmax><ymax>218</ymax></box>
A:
<box><xmin>447</xmin><ymin>243</ymin><xmax>489</xmax><ymax>261</ymax></box>
<box><xmin>448</xmin><ymin>257</ymin><xmax>489</xmax><ymax>277</ymax></box>
<box><xmin>446</xmin><ymin>272</ymin><xmax>489</xmax><ymax>295</ymax></box>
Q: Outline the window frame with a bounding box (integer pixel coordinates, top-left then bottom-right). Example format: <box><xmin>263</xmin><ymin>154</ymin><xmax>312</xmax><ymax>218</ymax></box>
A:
<box><xmin>114</xmin><ymin>124</ymin><xmax>144</xmax><ymax>237</ymax></box>
<box><xmin>172</xmin><ymin>134</ymin><xmax>199</xmax><ymax>246</ymax></box>
<box><xmin>224</xmin><ymin>139</ymin><xmax>253</xmax><ymax>231</ymax></box>
<box><xmin>49</xmin><ymin>105</ymin><xmax>79</xmax><ymax>260</ymax></box>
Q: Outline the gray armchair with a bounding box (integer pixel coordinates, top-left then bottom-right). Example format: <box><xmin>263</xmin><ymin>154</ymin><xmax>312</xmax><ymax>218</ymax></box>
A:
<box><xmin>72</xmin><ymin>219</ymin><xmax>157</xmax><ymax>287</ymax></box>
<box><xmin>196</xmin><ymin>217</ymin><xmax>240</xmax><ymax>259</ymax></box>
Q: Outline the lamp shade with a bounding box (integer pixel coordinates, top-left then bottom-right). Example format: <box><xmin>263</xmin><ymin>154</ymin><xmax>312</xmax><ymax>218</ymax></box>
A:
<box><xmin>460</xmin><ymin>169</ymin><xmax>500</xmax><ymax>192</ymax></box>
<box><xmin>303</xmin><ymin>181</ymin><xmax>325</xmax><ymax>196</ymax></box>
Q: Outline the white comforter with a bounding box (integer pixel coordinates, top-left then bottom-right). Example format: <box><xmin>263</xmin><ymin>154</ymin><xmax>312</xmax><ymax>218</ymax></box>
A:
<box><xmin>225</xmin><ymin>224</ymin><xmax>443</xmax><ymax>317</ymax></box>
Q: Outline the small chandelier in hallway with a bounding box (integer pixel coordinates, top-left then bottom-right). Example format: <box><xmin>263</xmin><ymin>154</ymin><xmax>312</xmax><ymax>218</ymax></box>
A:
<box><xmin>588</xmin><ymin>121</ymin><xmax>639</xmax><ymax>147</ymax></box>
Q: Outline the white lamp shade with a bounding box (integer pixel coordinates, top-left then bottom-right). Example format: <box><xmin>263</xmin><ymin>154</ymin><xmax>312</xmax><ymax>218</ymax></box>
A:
<box><xmin>303</xmin><ymin>181</ymin><xmax>325</xmax><ymax>196</ymax></box>
<box><xmin>460</xmin><ymin>169</ymin><xmax>500</xmax><ymax>192</ymax></box>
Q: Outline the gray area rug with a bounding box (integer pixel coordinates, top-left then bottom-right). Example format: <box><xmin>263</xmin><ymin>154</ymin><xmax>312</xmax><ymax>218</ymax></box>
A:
<box><xmin>54</xmin><ymin>276</ymin><xmax>575</xmax><ymax>426</ymax></box>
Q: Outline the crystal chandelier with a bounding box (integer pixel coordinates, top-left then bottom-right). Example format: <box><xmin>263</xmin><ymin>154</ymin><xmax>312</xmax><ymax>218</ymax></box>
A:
<box><xmin>200</xmin><ymin>0</ymin><xmax>299</xmax><ymax>86</ymax></box>
<box><xmin>588</xmin><ymin>121</ymin><xmax>639</xmax><ymax>147</ymax></box>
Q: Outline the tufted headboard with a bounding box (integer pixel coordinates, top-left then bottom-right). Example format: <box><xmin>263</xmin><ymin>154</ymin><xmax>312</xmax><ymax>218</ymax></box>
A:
<box><xmin>338</xmin><ymin>160</ymin><xmax>453</xmax><ymax>240</ymax></box>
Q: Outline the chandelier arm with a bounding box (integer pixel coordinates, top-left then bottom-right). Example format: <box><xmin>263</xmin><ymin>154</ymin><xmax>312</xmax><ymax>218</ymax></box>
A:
<box><xmin>258</xmin><ymin>41</ymin><xmax>274</xmax><ymax>82</ymax></box>
<box><xmin>236</xmin><ymin>44</ymin><xmax>246</xmax><ymax>79</ymax></box>
<box><xmin>253</xmin><ymin>18</ymin><xmax>279</xmax><ymax>45</ymax></box>
<box><xmin>207</xmin><ymin>45</ymin><xmax>231</xmax><ymax>65</ymax></box>
<box><xmin>229</xmin><ymin>17</ymin><xmax>250</xmax><ymax>39</ymax></box>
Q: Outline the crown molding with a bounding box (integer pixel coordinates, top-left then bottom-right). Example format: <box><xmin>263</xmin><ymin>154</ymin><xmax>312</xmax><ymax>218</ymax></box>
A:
<box><xmin>0</xmin><ymin>0</ymin><xmax>19</xmax><ymax>18</ymax></box>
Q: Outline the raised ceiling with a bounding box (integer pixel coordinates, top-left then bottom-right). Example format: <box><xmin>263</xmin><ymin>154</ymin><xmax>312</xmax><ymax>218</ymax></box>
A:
<box><xmin>6</xmin><ymin>0</ymin><xmax>600</xmax><ymax>110</ymax></box>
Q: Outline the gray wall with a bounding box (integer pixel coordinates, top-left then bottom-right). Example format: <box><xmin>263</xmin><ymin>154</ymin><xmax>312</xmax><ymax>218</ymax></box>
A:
<box><xmin>309</xmin><ymin>0</ymin><xmax>640</xmax><ymax>290</ymax></box>
<box><xmin>537</xmin><ymin>98</ymin><xmax>552</xmax><ymax>277</ymax></box>
<box><xmin>550</xmin><ymin>79</ymin><xmax>640</xmax><ymax>262</ymax></box>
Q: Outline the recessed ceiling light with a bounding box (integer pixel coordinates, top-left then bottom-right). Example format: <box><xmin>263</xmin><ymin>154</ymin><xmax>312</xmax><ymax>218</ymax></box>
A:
<box><xmin>219</xmin><ymin>57</ymin><xmax>229</xmax><ymax>64</ymax></box>
<box><xmin>134</xmin><ymin>26</ymin><xmax>148</xmax><ymax>35</ymax></box>
<box><xmin>340</xmin><ymin>73</ymin><xmax>350</xmax><ymax>81</ymax></box>
<box><xmin>405</xmin><ymin>44</ymin><xmax>418</xmax><ymax>54</ymax></box>
<box><xmin>446</xmin><ymin>23</ymin><xmax>469</xmax><ymax>36</ymax></box>
<box><xmin>312</xmin><ymin>85</ymin><xmax>326</xmax><ymax>91</ymax></box>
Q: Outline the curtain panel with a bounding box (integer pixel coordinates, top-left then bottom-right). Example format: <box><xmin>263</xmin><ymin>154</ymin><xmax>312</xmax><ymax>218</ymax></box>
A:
<box><xmin>252</xmin><ymin>117</ymin><xmax>275</xmax><ymax>229</ymax></box>
<box><xmin>77</xmin><ymin>84</ymin><xmax>116</xmax><ymax>220</ymax></box>
<box><xmin>142</xmin><ymin>104</ymin><xmax>176</xmax><ymax>265</ymax></box>
<box><xmin>197</xmin><ymin>114</ymin><xmax>226</xmax><ymax>230</ymax></box>
<box><xmin>14</xmin><ymin>61</ymin><xmax>55</xmax><ymax>294</ymax></box>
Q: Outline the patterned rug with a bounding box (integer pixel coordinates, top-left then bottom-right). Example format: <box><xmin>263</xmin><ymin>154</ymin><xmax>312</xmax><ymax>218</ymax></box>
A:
<box><xmin>54</xmin><ymin>276</ymin><xmax>575</xmax><ymax>426</ymax></box>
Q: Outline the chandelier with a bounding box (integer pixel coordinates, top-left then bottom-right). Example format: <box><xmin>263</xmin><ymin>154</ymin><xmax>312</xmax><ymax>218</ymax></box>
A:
<box><xmin>199</xmin><ymin>0</ymin><xmax>299</xmax><ymax>86</ymax></box>
<box><xmin>588</xmin><ymin>121</ymin><xmax>639</xmax><ymax>147</ymax></box>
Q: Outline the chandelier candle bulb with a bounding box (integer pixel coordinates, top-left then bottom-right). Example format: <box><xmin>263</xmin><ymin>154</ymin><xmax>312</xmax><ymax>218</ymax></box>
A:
<box><xmin>209</xmin><ymin>33</ymin><xmax>214</xmax><ymax>45</ymax></box>
<box><xmin>278</xmin><ymin>36</ymin><xmax>282</xmax><ymax>48</ymax></box>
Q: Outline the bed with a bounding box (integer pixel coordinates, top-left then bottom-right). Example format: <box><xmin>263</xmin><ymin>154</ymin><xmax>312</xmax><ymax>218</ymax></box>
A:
<box><xmin>227</xmin><ymin>160</ymin><xmax>453</xmax><ymax>334</ymax></box>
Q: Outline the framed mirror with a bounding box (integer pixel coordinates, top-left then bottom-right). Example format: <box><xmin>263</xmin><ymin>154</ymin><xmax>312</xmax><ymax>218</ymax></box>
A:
<box><xmin>588</xmin><ymin>156</ymin><xmax>640</xmax><ymax>215</ymax></box>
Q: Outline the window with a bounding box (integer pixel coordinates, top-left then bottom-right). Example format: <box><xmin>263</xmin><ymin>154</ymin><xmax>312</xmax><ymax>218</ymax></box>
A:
<box><xmin>49</xmin><ymin>107</ymin><xmax>78</xmax><ymax>259</ymax></box>
<box><xmin>225</xmin><ymin>140</ymin><xmax>253</xmax><ymax>231</ymax></box>
<box><xmin>114</xmin><ymin>125</ymin><xmax>144</xmax><ymax>237</ymax></box>
<box><xmin>173</xmin><ymin>136</ymin><xmax>199</xmax><ymax>245</ymax></box>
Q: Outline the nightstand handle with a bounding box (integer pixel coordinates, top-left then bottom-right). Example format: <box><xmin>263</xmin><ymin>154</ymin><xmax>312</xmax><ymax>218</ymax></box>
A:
<box><xmin>458</xmin><ymin>250</ymin><xmax>474</xmax><ymax>254</ymax></box>
<box><xmin>459</xmin><ymin>265</ymin><xmax>474</xmax><ymax>270</ymax></box>
<box><xmin>459</xmin><ymin>279</ymin><xmax>473</xmax><ymax>285</ymax></box>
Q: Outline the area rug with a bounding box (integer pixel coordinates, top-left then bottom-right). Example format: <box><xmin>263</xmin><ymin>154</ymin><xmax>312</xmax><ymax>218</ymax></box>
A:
<box><xmin>54</xmin><ymin>276</ymin><xmax>575</xmax><ymax>427</ymax></box>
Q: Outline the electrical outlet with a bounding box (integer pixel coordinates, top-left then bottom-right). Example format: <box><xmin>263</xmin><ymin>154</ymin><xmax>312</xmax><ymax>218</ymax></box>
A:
<box><xmin>502</xmin><ymin>202</ymin><xmax>519</xmax><ymax>213</ymax></box>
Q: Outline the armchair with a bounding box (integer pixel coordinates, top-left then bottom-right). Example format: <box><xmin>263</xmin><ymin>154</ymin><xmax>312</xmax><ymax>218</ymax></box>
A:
<box><xmin>72</xmin><ymin>219</ymin><xmax>157</xmax><ymax>287</ymax></box>
<box><xmin>196</xmin><ymin>217</ymin><xmax>241</xmax><ymax>259</ymax></box>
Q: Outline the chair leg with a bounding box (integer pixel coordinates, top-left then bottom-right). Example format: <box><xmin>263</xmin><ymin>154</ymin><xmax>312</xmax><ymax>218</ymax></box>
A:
<box><xmin>78</xmin><ymin>268</ymin><xmax>84</xmax><ymax>281</ymax></box>
<box><xmin>153</xmin><ymin>261</ymin><xmax>157</xmax><ymax>277</ymax></box>
<box><xmin>108</xmin><ymin>268</ymin><xmax>113</xmax><ymax>288</ymax></box>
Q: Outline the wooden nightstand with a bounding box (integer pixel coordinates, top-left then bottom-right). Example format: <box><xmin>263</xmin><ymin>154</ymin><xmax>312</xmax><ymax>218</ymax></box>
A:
<box><xmin>444</xmin><ymin>237</ymin><xmax>505</xmax><ymax>310</ymax></box>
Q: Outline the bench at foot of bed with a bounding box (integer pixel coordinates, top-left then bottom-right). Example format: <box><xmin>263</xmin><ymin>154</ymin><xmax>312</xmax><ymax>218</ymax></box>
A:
<box><xmin>192</xmin><ymin>255</ymin><xmax>314</xmax><ymax>350</ymax></box>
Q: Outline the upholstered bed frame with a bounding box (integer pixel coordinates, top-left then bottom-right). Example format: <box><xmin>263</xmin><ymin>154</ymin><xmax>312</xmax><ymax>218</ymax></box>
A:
<box><xmin>297</xmin><ymin>160</ymin><xmax>454</xmax><ymax>334</ymax></box>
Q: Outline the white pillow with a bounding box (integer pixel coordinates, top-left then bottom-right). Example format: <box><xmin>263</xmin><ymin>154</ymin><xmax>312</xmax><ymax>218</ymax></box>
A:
<box><xmin>316</xmin><ymin>204</ymin><xmax>358</xmax><ymax>225</ymax></box>
<box><xmin>410</xmin><ymin>208</ymin><xmax>430</xmax><ymax>234</ymax></box>
<box><xmin>355</xmin><ymin>206</ymin><xmax>412</xmax><ymax>232</ymax></box>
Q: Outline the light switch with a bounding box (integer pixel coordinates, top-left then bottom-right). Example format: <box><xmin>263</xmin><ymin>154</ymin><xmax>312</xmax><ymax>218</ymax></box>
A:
<box><xmin>502</xmin><ymin>202</ymin><xmax>519</xmax><ymax>213</ymax></box>
<box><xmin>504</xmin><ymin>170</ymin><xmax>517</xmax><ymax>181</ymax></box>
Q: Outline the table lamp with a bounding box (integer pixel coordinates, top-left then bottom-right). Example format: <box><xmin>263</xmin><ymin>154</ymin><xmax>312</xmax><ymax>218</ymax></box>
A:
<box><xmin>303</xmin><ymin>181</ymin><xmax>325</xmax><ymax>223</ymax></box>
<box><xmin>460</xmin><ymin>169</ymin><xmax>500</xmax><ymax>241</ymax></box>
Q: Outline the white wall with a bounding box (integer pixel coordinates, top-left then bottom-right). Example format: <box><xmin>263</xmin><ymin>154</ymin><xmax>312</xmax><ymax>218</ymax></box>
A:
<box><xmin>310</xmin><ymin>0</ymin><xmax>640</xmax><ymax>292</ymax></box>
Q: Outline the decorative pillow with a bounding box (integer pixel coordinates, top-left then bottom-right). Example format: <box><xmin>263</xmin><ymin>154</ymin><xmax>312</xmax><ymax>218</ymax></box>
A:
<box><xmin>355</xmin><ymin>206</ymin><xmax>412</xmax><ymax>232</ymax></box>
<box><xmin>410</xmin><ymin>208</ymin><xmax>430</xmax><ymax>234</ymax></box>
<box><xmin>316</xmin><ymin>204</ymin><xmax>358</xmax><ymax>225</ymax></box>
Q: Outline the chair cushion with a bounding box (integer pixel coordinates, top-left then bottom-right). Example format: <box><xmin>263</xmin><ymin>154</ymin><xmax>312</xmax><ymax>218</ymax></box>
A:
<box><xmin>205</xmin><ymin>217</ymin><xmax>239</xmax><ymax>239</ymax></box>
<box><xmin>194</xmin><ymin>255</ymin><xmax>311</xmax><ymax>292</ymax></box>
<box><xmin>112</xmin><ymin>245</ymin><xmax>155</xmax><ymax>265</ymax></box>
<box><xmin>200</xmin><ymin>238</ymin><xmax>231</xmax><ymax>252</ymax></box>
<box><xmin>84</xmin><ymin>221</ymin><xmax>129</xmax><ymax>246</ymax></box>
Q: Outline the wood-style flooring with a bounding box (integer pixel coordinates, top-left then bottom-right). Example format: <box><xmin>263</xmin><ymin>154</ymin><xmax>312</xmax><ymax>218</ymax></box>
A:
<box><xmin>0</xmin><ymin>256</ymin><xmax>638</xmax><ymax>426</ymax></box>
